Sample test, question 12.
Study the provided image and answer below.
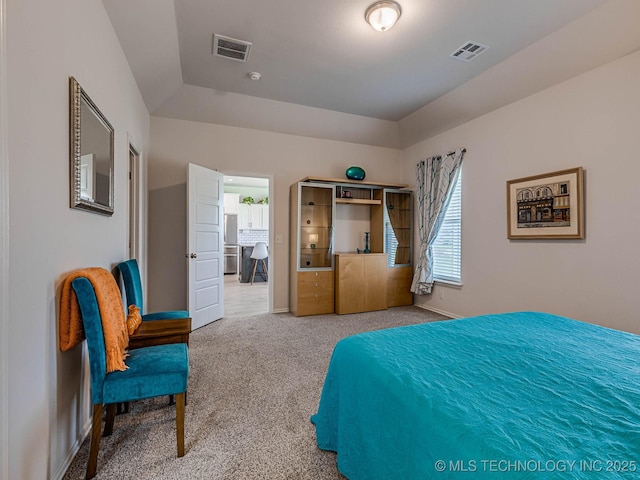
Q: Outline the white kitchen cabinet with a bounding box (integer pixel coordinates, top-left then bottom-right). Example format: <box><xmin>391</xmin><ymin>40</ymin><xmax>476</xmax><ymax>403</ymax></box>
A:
<box><xmin>239</xmin><ymin>204</ymin><xmax>268</xmax><ymax>229</ymax></box>
<box><xmin>224</xmin><ymin>193</ymin><xmax>240</xmax><ymax>215</ymax></box>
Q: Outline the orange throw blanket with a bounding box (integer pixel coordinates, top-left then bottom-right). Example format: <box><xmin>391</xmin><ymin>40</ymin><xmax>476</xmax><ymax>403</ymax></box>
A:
<box><xmin>59</xmin><ymin>267</ymin><xmax>129</xmax><ymax>372</ymax></box>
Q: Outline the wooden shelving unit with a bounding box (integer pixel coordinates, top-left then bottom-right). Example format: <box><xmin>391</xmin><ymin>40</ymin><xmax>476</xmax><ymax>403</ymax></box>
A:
<box><xmin>290</xmin><ymin>177</ymin><xmax>414</xmax><ymax>316</ymax></box>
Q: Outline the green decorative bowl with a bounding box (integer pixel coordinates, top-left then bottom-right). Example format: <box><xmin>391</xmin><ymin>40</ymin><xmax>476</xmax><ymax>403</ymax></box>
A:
<box><xmin>345</xmin><ymin>166</ymin><xmax>366</xmax><ymax>181</ymax></box>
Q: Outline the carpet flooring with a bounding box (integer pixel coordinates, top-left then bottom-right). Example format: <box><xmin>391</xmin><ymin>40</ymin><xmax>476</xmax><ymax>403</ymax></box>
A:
<box><xmin>63</xmin><ymin>306</ymin><xmax>448</xmax><ymax>479</ymax></box>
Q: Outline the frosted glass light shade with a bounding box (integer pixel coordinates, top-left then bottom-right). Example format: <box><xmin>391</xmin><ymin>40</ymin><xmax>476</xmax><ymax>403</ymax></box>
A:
<box><xmin>365</xmin><ymin>1</ymin><xmax>401</xmax><ymax>32</ymax></box>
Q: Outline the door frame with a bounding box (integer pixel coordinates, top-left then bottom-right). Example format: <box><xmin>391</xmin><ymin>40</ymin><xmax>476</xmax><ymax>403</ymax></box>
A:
<box><xmin>223</xmin><ymin>171</ymin><xmax>274</xmax><ymax>314</ymax></box>
<box><xmin>127</xmin><ymin>134</ymin><xmax>144</xmax><ymax>260</ymax></box>
<box><xmin>127</xmin><ymin>136</ymin><xmax>144</xmax><ymax>289</ymax></box>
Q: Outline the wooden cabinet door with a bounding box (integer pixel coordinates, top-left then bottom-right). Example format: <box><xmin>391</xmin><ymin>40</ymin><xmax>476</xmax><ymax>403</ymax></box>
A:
<box><xmin>335</xmin><ymin>253</ymin><xmax>387</xmax><ymax>314</ymax></box>
<box><xmin>388</xmin><ymin>266</ymin><xmax>413</xmax><ymax>307</ymax></box>
<box><xmin>364</xmin><ymin>254</ymin><xmax>388</xmax><ymax>311</ymax></box>
<box><xmin>335</xmin><ymin>255</ymin><xmax>364</xmax><ymax>314</ymax></box>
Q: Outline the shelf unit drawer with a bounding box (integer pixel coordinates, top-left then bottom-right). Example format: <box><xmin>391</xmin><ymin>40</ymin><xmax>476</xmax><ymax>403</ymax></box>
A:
<box><xmin>298</xmin><ymin>270</ymin><xmax>334</xmax><ymax>285</ymax></box>
<box><xmin>298</xmin><ymin>281</ymin><xmax>334</xmax><ymax>295</ymax></box>
<box><xmin>295</xmin><ymin>270</ymin><xmax>334</xmax><ymax>315</ymax></box>
<box><xmin>296</xmin><ymin>291</ymin><xmax>334</xmax><ymax>316</ymax></box>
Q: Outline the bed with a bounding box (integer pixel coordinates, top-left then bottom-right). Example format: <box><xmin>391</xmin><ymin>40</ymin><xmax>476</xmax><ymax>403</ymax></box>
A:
<box><xmin>311</xmin><ymin>312</ymin><xmax>640</xmax><ymax>479</ymax></box>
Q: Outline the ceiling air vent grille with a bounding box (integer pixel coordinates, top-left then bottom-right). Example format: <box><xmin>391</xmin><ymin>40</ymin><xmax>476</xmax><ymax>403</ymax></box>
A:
<box><xmin>450</xmin><ymin>42</ymin><xmax>489</xmax><ymax>62</ymax></box>
<box><xmin>212</xmin><ymin>34</ymin><xmax>252</xmax><ymax>62</ymax></box>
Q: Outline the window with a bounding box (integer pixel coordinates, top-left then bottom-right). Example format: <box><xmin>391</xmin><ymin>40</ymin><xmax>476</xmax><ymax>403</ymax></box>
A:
<box><xmin>432</xmin><ymin>173</ymin><xmax>462</xmax><ymax>284</ymax></box>
<box><xmin>384</xmin><ymin>222</ymin><xmax>398</xmax><ymax>267</ymax></box>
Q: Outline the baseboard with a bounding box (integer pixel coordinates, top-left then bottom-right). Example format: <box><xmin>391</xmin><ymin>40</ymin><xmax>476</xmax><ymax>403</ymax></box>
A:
<box><xmin>52</xmin><ymin>416</ymin><xmax>91</xmax><ymax>480</ymax></box>
<box><xmin>415</xmin><ymin>303</ymin><xmax>462</xmax><ymax>319</ymax></box>
<box><xmin>272</xmin><ymin>307</ymin><xmax>289</xmax><ymax>314</ymax></box>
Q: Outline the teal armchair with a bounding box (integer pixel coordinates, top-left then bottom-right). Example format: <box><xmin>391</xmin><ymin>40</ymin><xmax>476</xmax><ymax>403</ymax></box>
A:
<box><xmin>71</xmin><ymin>276</ymin><xmax>189</xmax><ymax>479</ymax></box>
<box><xmin>116</xmin><ymin>259</ymin><xmax>189</xmax><ymax>321</ymax></box>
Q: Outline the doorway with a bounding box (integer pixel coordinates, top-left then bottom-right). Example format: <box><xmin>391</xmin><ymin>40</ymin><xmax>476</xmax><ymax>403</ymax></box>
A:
<box><xmin>128</xmin><ymin>142</ymin><xmax>141</xmax><ymax>260</ymax></box>
<box><xmin>222</xmin><ymin>174</ymin><xmax>271</xmax><ymax>317</ymax></box>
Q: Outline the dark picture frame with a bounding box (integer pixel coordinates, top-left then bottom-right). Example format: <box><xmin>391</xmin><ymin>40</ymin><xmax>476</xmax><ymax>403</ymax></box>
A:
<box><xmin>69</xmin><ymin>77</ymin><xmax>115</xmax><ymax>216</ymax></box>
<box><xmin>507</xmin><ymin>167</ymin><xmax>584</xmax><ymax>240</ymax></box>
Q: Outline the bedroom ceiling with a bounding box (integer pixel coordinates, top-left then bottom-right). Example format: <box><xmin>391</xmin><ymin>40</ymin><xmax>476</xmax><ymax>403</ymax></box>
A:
<box><xmin>103</xmin><ymin>0</ymin><xmax>609</xmax><ymax>119</ymax></box>
<box><xmin>102</xmin><ymin>0</ymin><xmax>640</xmax><ymax>147</ymax></box>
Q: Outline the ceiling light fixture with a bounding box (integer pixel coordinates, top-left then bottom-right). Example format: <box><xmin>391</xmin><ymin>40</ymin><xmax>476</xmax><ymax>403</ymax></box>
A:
<box><xmin>248</xmin><ymin>72</ymin><xmax>261</xmax><ymax>81</ymax></box>
<box><xmin>365</xmin><ymin>1</ymin><xmax>402</xmax><ymax>32</ymax></box>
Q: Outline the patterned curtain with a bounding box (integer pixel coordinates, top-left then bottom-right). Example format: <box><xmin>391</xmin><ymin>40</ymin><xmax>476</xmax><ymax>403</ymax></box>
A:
<box><xmin>411</xmin><ymin>149</ymin><xmax>465</xmax><ymax>295</ymax></box>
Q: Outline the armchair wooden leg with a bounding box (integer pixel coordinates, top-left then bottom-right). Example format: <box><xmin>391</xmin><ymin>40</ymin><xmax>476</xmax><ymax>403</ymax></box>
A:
<box><xmin>169</xmin><ymin>392</ymin><xmax>187</xmax><ymax>406</ymax></box>
<box><xmin>261</xmin><ymin>259</ymin><xmax>268</xmax><ymax>281</ymax></box>
<box><xmin>103</xmin><ymin>404</ymin><xmax>117</xmax><ymax>436</ymax></box>
<box><xmin>86</xmin><ymin>404</ymin><xmax>103</xmax><ymax>480</ymax></box>
<box><xmin>176</xmin><ymin>392</ymin><xmax>185</xmax><ymax>457</ymax></box>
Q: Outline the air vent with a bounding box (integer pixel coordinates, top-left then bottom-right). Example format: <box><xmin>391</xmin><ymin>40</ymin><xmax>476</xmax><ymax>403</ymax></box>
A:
<box><xmin>212</xmin><ymin>34</ymin><xmax>252</xmax><ymax>62</ymax></box>
<box><xmin>450</xmin><ymin>42</ymin><xmax>489</xmax><ymax>62</ymax></box>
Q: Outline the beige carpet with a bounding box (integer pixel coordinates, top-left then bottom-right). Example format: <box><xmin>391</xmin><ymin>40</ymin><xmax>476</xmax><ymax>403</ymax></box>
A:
<box><xmin>63</xmin><ymin>307</ymin><xmax>448</xmax><ymax>479</ymax></box>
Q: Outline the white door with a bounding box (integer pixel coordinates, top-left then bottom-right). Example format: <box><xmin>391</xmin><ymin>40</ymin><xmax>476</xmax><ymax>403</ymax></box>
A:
<box><xmin>187</xmin><ymin>163</ymin><xmax>224</xmax><ymax>329</ymax></box>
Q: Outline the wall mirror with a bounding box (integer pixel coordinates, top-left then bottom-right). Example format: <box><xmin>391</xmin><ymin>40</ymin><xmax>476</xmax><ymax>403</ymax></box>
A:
<box><xmin>69</xmin><ymin>77</ymin><xmax>114</xmax><ymax>215</ymax></box>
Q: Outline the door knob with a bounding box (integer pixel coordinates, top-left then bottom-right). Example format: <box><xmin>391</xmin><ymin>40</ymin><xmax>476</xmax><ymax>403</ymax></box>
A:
<box><xmin>186</xmin><ymin>253</ymin><xmax>197</xmax><ymax>259</ymax></box>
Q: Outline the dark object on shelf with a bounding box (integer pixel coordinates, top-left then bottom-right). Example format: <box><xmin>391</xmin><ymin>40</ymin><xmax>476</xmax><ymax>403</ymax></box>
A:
<box><xmin>345</xmin><ymin>166</ymin><xmax>366</xmax><ymax>181</ymax></box>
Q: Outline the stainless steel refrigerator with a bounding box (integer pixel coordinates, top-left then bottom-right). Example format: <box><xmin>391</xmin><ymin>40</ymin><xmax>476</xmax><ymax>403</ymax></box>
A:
<box><xmin>224</xmin><ymin>214</ymin><xmax>238</xmax><ymax>274</ymax></box>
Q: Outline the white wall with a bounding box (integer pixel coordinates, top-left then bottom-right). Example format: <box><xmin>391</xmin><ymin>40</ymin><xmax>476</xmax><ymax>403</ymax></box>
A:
<box><xmin>0</xmin><ymin>0</ymin><xmax>8</xmax><ymax>476</ymax></box>
<box><xmin>6</xmin><ymin>0</ymin><xmax>149</xmax><ymax>478</ymax></box>
<box><xmin>148</xmin><ymin>117</ymin><xmax>402</xmax><ymax>313</ymax></box>
<box><xmin>405</xmin><ymin>49</ymin><xmax>640</xmax><ymax>334</ymax></box>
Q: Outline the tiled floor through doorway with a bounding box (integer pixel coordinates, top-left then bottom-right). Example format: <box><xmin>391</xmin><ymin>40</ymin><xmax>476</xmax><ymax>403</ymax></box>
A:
<box><xmin>224</xmin><ymin>274</ymin><xmax>268</xmax><ymax>317</ymax></box>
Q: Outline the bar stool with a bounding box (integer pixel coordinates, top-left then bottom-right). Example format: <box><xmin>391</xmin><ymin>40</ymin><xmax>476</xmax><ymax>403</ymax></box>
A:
<box><xmin>249</xmin><ymin>242</ymin><xmax>269</xmax><ymax>285</ymax></box>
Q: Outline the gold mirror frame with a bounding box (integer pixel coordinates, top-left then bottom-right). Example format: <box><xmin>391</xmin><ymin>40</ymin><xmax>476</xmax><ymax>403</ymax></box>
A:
<box><xmin>69</xmin><ymin>77</ymin><xmax>114</xmax><ymax>216</ymax></box>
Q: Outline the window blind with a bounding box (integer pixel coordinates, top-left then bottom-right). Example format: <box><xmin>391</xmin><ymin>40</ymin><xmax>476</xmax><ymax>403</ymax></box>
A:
<box><xmin>384</xmin><ymin>222</ymin><xmax>398</xmax><ymax>267</ymax></box>
<box><xmin>432</xmin><ymin>174</ymin><xmax>462</xmax><ymax>283</ymax></box>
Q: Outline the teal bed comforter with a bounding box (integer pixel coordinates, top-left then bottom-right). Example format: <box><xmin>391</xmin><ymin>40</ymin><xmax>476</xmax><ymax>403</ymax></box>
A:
<box><xmin>311</xmin><ymin>312</ymin><xmax>640</xmax><ymax>479</ymax></box>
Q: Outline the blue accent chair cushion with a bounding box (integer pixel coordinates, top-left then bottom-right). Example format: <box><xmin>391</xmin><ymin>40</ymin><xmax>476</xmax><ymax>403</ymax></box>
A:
<box><xmin>116</xmin><ymin>259</ymin><xmax>189</xmax><ymax>321</ymax></box>
<box><xmin>102</xmin><ymin>344</ymin><xmax>188</xmax><ymax>404</ymax></box>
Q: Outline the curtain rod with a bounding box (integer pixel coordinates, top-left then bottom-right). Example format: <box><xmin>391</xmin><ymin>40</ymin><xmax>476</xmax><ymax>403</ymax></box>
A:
<box><xmin>447</xmin><ymin>148</ymin><xmax>467</xmax><ymax>157</ymax></box>
<box><xmin>417</xmin><ymin>148</ymin><xmax>467</xmax><ymax>166</ymax></box>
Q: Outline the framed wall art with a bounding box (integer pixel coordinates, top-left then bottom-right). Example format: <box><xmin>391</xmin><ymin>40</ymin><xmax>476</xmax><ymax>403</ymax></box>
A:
<box><xmin>506</xmin><ymin>167</ymin><xmax>584</xmax><ymax>240</ymax></box>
